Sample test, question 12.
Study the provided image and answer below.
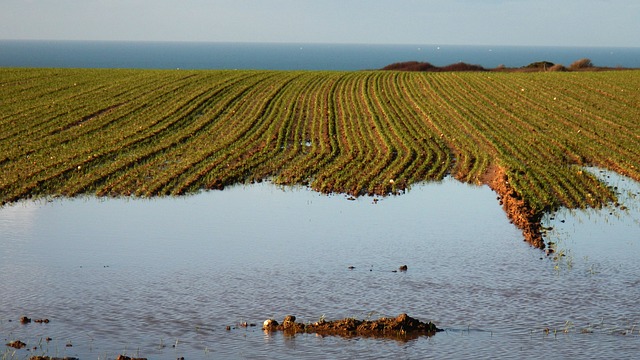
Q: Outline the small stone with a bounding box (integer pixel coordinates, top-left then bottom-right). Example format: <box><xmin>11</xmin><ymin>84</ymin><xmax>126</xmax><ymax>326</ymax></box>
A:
<box><xmin>262</xmin><ymin>319</ymin><xmax>278</xmax><ymax>330</ymax></box>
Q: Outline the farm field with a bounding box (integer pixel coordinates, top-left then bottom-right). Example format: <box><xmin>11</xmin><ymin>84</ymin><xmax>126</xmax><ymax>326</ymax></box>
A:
<box><xmin>1</xmin><ymin>68</ymin><xmax>639</xmax><ymax>247</ymax></box>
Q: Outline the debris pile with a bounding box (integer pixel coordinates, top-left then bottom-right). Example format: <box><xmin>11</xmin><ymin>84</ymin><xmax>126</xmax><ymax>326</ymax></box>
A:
<box><xmin>262</xmin><ymin>313</ymin><xmax>441</xmax><ymax>339</ymax></box>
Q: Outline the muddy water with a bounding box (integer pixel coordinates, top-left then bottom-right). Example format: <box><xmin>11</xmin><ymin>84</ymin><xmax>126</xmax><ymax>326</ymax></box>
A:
<box><xmin>1</xmin><ymin>172</ymin><xmax>639</xmax><ymax>359</ymax></box>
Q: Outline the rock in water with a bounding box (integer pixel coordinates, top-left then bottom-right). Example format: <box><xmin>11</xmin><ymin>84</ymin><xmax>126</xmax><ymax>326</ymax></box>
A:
<box><xmin>262</xmin><ymin>318</ymin><xmax>279</xmax><ymax>331</ymax></box>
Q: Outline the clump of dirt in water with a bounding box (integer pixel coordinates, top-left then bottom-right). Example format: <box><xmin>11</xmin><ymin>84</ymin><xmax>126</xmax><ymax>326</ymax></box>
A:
<box><xmin>6</xmin><ymin>340</ymin><xmax>27</xmax><ymax>349</ymax></box>
<box><xmin>262</xmin><ymin>313</ymin><xmax>441</xmax><ymax>339</ymax></box>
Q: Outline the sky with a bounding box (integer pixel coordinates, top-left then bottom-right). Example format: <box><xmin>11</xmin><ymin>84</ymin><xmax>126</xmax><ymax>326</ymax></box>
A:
<box><xmin>1</xmin><ymin>0</ymin><xmax>639</xmax><ymax>47</ymax></box>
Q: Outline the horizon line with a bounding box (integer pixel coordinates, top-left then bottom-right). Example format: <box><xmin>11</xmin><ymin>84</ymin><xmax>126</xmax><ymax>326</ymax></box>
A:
<box><xmin>2</xmin><ymin>38</ymin><xmax>640</xmax><ymax>49</ymax></box>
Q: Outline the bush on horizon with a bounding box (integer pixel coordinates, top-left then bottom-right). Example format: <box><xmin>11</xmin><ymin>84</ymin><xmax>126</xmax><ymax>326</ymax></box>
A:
<box><xmin>569</xmin><ymin>58</ymin><xmax>594</xmax><ymax>70</ymax></box>
<box><xmin>548</xmin><ymin>64</ymin><xmax>567</xmax><ymax>72</ymax></box>
<box><xmin>381</xmin><ymin>61</ymin><xmax>485</xmax><ymax>72</ymax></box>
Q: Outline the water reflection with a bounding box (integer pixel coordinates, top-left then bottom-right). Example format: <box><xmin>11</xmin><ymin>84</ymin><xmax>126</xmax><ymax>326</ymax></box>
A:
<box><xmin>1</xmin><ymin>175</ymin><xmax>639</xmax><ymax>359</ymax></box>
<box><xmin>543</xmin><ymin>168</ymin><xmax>640</xmax><ymax>269</ymax></box>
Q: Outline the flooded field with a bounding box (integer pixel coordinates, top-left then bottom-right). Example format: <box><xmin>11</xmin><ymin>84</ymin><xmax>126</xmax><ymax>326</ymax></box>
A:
<box><xmin>1</xmin><ymin>171</ymin><xmax>639</xmax><ymax>359</ymax></box>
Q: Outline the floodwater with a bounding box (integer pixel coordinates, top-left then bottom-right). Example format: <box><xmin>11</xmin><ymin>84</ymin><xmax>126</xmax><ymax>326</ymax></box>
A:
<box><xmin>1</xmin><ymin>171</ymin><xmax>639</xmax><ymax>359</ymax></box>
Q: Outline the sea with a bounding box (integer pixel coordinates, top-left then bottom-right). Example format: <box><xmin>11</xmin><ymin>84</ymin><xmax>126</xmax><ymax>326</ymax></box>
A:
<box><xmin>1</xmin><ymin>40</ymin><xmax>639</xmax><ymax>70</ymax></box>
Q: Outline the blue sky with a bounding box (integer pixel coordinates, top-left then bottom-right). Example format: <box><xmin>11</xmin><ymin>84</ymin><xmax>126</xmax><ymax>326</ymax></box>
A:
<box><xmin>1</xmin><ymin>0</ymin><xmax>639</xmax><ymax>47</ymax></box>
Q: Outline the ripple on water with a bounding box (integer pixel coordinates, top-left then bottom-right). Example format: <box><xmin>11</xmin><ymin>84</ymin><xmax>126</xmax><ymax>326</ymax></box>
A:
<box><xmin>1</xmin><ymin>174</ymin><xmax>639</xmax><ymax>359</ymax></box>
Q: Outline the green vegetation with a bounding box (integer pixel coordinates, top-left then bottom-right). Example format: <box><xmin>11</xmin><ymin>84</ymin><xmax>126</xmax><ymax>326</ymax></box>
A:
<box><xmin>1</xmin><ymin>68</ymin><xmax>639</xmax><ymax>247</ymax></box>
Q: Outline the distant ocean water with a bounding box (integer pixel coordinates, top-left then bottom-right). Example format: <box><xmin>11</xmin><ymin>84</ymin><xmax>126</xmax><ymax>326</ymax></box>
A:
<box><xmin>1</xmin><ymin>40</ymin><xmax>639</xmax><ymax>70</ymax></box>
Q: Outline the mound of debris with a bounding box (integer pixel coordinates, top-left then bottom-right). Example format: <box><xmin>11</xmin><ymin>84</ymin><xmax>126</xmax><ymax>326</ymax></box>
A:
<box><xmin>263</xmin><ymin>313</ymin><xmax>441</xmax><ymax>339</ymax></box>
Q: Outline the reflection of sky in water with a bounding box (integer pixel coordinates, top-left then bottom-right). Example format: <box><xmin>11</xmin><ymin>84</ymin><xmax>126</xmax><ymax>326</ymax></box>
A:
<box><xmin>2</xmin><ymin>170</ymin><xmax>636</xmax><ymax>272</ymax></box>
<box><xmin>543</xmin><ymin>168</ymin><xmax>640</xmax><ymax>265</ymax></box>
<box><xmin>0</xmin><ymin>177</ymin><xmax>510</xmax><ymax>270</ymax></box>
<box><xmin>1</xmin><ymin>173</ymin><xmax>639</xmax><ymax>359</ymax></box>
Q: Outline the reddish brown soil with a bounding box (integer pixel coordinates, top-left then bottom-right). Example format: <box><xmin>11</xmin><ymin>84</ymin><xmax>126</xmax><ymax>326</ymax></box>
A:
<box><xmin>482</xmin><ymin>164</ymin><xmax>544</xmax><ymax>249</ymax></box>
<box><xmin>263</xmin><ymin>313</ymin><xmax>441</xmax><ymax>339</ymax></box>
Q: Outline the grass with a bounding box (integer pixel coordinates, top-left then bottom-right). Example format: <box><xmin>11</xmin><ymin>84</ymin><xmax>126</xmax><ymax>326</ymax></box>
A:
<box><xmin>1</xmin><ymin>68</ymin><xmax>639</xmax><ymax>248</ymax></box>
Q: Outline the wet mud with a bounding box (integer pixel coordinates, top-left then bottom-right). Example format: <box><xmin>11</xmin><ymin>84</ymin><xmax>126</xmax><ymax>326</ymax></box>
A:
<box><xmin>483</xmin><ymin>165</ymin><xmax>545</xmax><ymax>249</ymax></box>
<box><xmin>262</xmin><ymin>313</ymin><xmax>441</xmax><ymax>339</ymax></box>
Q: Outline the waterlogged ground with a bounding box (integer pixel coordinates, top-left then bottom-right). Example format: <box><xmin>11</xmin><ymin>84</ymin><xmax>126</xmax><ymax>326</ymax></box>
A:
<box><xmin>1</xmin><ymin>171</ymin><xmax>639</xmax><ymax>359</ymax></box>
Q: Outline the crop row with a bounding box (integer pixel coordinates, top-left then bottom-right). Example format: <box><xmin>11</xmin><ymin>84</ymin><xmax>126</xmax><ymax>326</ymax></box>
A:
<box><xmin>1</xmin><ymin>68</ymin><xmax>638</xmax><ymax>246</ymax></box>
